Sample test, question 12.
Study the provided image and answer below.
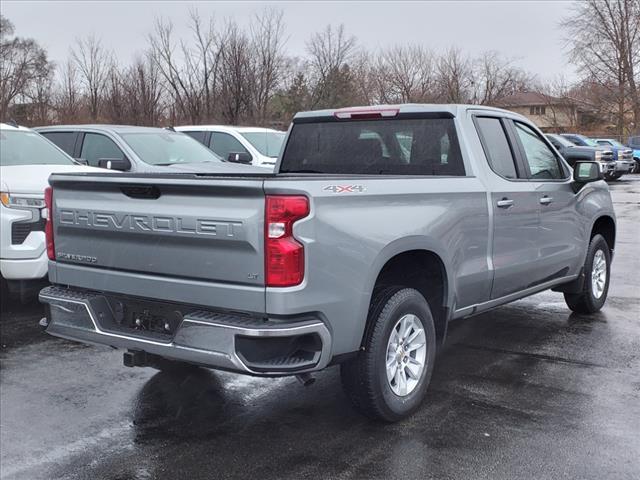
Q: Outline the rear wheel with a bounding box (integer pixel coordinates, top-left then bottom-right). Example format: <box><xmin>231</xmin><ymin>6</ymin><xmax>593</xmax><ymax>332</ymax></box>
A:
<box><xmin>341</xmin><ymin>287</ymin><xmax>436</xmax><ymax>422</ymax></box>
<box><xmin>564</xmin><ymin>234</ymin><xmax>610</xmax><ymax>314</ymax></box>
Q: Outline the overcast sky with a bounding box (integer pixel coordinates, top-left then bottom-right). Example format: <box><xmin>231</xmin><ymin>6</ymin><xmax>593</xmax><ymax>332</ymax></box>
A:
<box><xmin>3</xmin><ymin>1</ymin><xmax>578</xmax><ymax>81</ymax></box>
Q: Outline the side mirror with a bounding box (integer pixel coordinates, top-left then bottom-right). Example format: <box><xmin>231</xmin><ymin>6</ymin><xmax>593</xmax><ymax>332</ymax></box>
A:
<box><xmin>74</xmin><ymin>158</ymin><xmax>88</xmax><ymax>165</ymax></box>
<box><xmin>227</xmin><ymin>152</ymin><xmax>253</xmax><ymax>164</ymax></box>
<box><xmin>573</xmin><ymin>161</ymin><xmax>603</xmax><ymax>184</ymax></box>
<box><xmin>98</xmin><ymin>158</ymin><xmax>131</xmax><ymax>171</ymax></box>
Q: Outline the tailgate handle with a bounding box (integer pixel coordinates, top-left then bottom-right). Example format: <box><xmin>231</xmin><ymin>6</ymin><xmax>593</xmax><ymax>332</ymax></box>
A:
<box><xmin>120</xmin><ymin>185</ymin><xmax>161</xmax><ymax>199</ymax></box>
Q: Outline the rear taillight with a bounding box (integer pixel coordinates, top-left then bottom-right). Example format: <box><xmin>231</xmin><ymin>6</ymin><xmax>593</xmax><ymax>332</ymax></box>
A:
<box><xmin>265</xmin><ymin>195</ymin><xmax>310</xmax><ymax>287</ymax></box>
<box><xmin>44</xmin><ymin>187</ymin><xmax>55</xmax><ymax>260</ymax></box>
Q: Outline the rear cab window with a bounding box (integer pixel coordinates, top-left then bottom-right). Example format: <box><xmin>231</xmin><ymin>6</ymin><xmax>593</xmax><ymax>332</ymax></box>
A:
<box><xmin>280</xmin><ymin>116</ymin><xmax>465</xmax><ymax>176</ymax></box>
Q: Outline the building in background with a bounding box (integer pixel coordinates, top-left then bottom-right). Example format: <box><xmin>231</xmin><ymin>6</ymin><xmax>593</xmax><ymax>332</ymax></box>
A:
<box><xmin>494</xmin><ymin>91</ymin><xmax>601</xmax><ymax>133</ymax></box>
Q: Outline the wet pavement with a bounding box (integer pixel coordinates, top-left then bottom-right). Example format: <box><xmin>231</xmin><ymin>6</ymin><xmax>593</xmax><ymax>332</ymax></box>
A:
<box><xmin>1</xmin><ymin>176</ymin><xmax>639</xmax><ymax>480</ymax></box>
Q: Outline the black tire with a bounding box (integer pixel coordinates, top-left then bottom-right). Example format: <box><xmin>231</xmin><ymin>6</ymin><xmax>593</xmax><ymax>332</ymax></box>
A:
<box><xmin>341</xmin><ymin>287</ymin><xmax>436</xmax><ymax>422</ymax></box>
<box><xmin>564</xmin><ymin>234</ymin><xmax>611</xmax><ymax>314</ymax></box>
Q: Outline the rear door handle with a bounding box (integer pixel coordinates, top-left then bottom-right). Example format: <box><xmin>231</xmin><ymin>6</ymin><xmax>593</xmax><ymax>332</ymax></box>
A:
<box><xmin>539</xmin><ymin>196</ymin><xmax>553</xmax><ymax>205</ymax></box>
<box><xmin>496</xmin><ymin>198</ymin><xmax>514</xmax><ymax>208</ymax></box>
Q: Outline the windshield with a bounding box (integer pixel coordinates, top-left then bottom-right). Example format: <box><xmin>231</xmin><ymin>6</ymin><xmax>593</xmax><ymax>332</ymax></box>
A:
<box><xmin>0</xmin><ymin>130</ymin><xmax>75</xmax><ymax>167</ymax></box>
<box><xmin>240</xmin><ymin>131</ymin><xmax>285</xmax><ymax>157</ymax></box>
<box><xmin>120</xmin><ymin>131</ymin><xmax>223</xmax><ymax>165</ymax></box>
<box><xmin>579</xmin><ymin>136</ymin><xmax>599</xmax><ymax>147</ymax></box>
<box><xmin>548</xmin><ymin>135</ymin><xmax>574</xmax><ymax>148</ymax></box>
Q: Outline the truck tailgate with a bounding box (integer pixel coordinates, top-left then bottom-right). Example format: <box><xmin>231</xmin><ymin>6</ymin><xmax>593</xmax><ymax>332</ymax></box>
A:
<box><xmin>49</xmin><ymin>174</ymin><xmax>266</xmax><ymax>312</ymax></box>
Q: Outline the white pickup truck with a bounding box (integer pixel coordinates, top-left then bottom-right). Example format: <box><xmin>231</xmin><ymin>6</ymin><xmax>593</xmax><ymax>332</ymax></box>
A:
<box><xmin>0</xmin><ymin>123</ymin><xmax>106</xmax><ymax>302</ymax></box>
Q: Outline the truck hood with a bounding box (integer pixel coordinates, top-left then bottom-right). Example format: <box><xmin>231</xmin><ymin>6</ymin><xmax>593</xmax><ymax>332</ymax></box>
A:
<box><xmin>0</xmin><ymin>164</ymin><xmax>107</xmax><ymax>195</ymax></box>
<box><xmin>567</xmin><ymin>145</ymin><xmax>611</xmax><ymax>154</ymax></box>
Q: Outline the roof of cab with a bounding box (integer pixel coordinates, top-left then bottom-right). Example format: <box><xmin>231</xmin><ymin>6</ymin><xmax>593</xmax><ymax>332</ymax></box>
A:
<box><xmin>33</xmin><ymin>124</ymin><xmax>176</xmax><ymax>134</ymax></box>
<box><xmin>293</xmin><ymin>104</ymin><xmax>526</xmax><ymax>121</ymax></box>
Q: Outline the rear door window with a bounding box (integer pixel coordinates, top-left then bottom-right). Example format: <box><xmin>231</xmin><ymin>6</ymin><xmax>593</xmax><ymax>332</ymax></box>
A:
<box><xmin>209</xmin><ymin>132</ymin><xmax>249</xmax><ymax>161</ymax></box>
<box><xmin>40</xmin><ymin>132</ymin><xmax>77</xmax><ymax>156</ymax></box>
<box><xmin>183</xmin><ymin>130</ymin><xmax>207</xmax><ymax>145</ymax></box>
<box><xmin>80</xmin><ymin>133</ymin><xmax>125</xmax><ymax>167</ymax></box>
<box><xmin>474</xmin><ymin>117</ymin><xmax>519</xmax><ymax>179</ymax></box>
<box><xmin>280</xmin><ymin>117</ymin><xmax>465</xmax><ymax>175</ymax></box>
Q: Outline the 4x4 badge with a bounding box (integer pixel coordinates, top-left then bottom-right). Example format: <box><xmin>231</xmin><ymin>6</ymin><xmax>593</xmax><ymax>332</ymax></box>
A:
<box><xmin>323</xmin><ymin>185</ymin><xmax>366</xmax><ymax>194</ymax></box>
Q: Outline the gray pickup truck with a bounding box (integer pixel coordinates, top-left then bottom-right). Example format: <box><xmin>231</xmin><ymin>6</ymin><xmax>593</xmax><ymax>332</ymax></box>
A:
<box><xmin>39</xmin><ymin>105</ymin><xmax>615</xmax><ymax>421</ymax></box>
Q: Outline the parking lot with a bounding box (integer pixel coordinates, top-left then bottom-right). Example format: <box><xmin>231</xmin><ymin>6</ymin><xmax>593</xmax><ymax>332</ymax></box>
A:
<box><xmin>0</xmin><ymin>176</ymin><xmax>638</xmax><ymax>480</ymax></box>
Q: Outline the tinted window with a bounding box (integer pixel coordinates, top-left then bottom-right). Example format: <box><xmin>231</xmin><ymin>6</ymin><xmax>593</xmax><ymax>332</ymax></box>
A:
<box><xmin>280</xmin><ymin>118</ymin><xmax>465</xmax><ymax>176</ymax></box>
<box><xmin>120</xmin><ymin>131</ymin><xmax>222</xmax><ymax>165</ymax></box>
<box><xmin>80</xmin><ymin>133</ymin><xmax>125</xmax><ymax>167</ymax></box>
<box><xmin>183</xmin><ymin>130</ymin><xmax>207</xmax><ymax>145</ymax></box>
<box><xmin>475</xmin><ymin>117</ymin><xmax>518</xmax><ymax>179</ymax></box>
<box><xmin>210</xmin><ymin>132</ymin><xmax>248</xmax><ymax>160</ymax></box>
<box><xmin>0</xmin><ymin>130</ymin><xmax>74</xmax><ymax>166</ymax></box>
<box><xmin>41</xmin><ymin>132</ymin><xmax>76</xmax><ymax>156</ymax></box>
<box><xmin>515</xmin><ymin>122</ymin><xmax>564</xmax><ymax>180</ymax></box>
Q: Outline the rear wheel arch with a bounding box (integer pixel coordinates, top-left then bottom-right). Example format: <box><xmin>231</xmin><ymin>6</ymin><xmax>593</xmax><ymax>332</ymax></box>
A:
<box><xmin>362</xmin><ymin>249</ymin><xmax>450</xmax><ymax>350</ymax></box>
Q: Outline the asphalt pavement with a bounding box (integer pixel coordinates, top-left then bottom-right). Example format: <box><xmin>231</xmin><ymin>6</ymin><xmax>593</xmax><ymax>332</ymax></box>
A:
<box><xmin>1</xmin><ymin>175</ymin><xmax>639</xmax><ymax>480</ymax></box>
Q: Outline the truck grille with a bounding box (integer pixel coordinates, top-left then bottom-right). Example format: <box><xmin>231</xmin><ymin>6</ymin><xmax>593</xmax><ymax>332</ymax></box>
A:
<box><xmin>620</xmin><ymin>150</ymin><xmax>633</xmax><ymax>160</ymax></box>
<box><xmin>11</xmin><ymin>217</ymin><xmax>46</xmax><ymax>245</ymax></box>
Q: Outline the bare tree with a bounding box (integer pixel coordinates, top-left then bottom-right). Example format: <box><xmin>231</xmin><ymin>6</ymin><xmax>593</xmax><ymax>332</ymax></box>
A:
<box><xmin>563</xmin><ymin>0</ymin><xmax>640</xmax><ymax>134</ymax></box>
<box><xmin>123</xmin><ymin>55</ymin><xmax>164</xmax><ymax>125</ymax></box>
<box><xmin>249</xmin><ymin>8</ymin><xmax>287</xmax><ymax>122</ymax></box>
<box><xmin>306</xmin><ymin>24</ymin><xmax>358</xmax><ymax>108</ymax></box>
<box><xmin>218</xmin><ymin>20</ymin><xmax>252</xmax><ymax>124</ymax></box>
<box><xmin>471</xmin><ymin>51</ymin><xmax>532</xmax><ymax>105</ymax></box>
<box><xmin>374</xmin><ymin>44</ymin><xmax>435</xmax><ymax>103</ymax></box>
<box><xmin>148</xmin><ymin>11</ymin><xmax>220</xmax><ymax>124</ymax></box>
<box><xmin>436</xmin><ymin>47</ymin><xmax>472</xmax><ymax>103</ymax></box>
<box><xmin>102</xmin><ymin>65</ymin><xmax>125</xmax><ymax>123</ymax></box>
<box><xmin>71</xmin><ymin>35</ymin><xmax>111</xmax><ymax>121</ymax></box>
<box><xmin>54</xmin><ymin>59</ymin><xmax>81</xmax><ymax>123</ymax></box>
<box><xmin>26</xmin><ymin>55</ymin><xmax>54</xmax><ymax>125</ymax></box>
<box><xmin>0</xmin><ymin>15</ymin><xmax>51</xmax><ymax>120</ymax></box>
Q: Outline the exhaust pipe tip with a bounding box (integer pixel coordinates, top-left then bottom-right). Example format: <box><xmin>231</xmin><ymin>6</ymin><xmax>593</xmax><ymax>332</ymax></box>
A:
<box><xmin>295</xmin><ymin>373</ymin><xmax>315</xmax><ymax>387</ymax></box>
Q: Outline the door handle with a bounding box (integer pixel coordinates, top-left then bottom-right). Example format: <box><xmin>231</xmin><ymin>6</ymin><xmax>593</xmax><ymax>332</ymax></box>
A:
<box><xmin>539</xmin><ymin>196</ymin><xmax>553</xmax><ymax>205</ymax></box>
<box><xmin>496</xmin><ymin>198</ymin><xmax>514</xmax><ymax>208</ymax></box>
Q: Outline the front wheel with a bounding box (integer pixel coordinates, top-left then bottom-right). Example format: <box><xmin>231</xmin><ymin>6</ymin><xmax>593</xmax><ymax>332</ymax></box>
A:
<box><xmin>564</xmin><ymin>234</ymin><xmax>611</xmax><ymax>314</ymax></box>
<box><xmin>341</xmin><ymin>287</ymin><xmax>436</xmax><ymax>422</ymax></box>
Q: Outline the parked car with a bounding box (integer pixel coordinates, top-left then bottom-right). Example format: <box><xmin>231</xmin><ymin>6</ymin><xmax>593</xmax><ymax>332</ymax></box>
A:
<box><xmin>593</xmin><ymin>138</ymin><xmax>636</xmax><ymax>174</ymax></box>
<box><xmin>0</xmin><ymin>123</ymin><xmax>107</xmax><ymax>302</ymax></box>
<box><xmin>626</xmin><ymin>135</ymin><xmax>640</xmax><ymax>172</ymax></box>
<box><xmin>561</xmin><ymin>134</ymin><xmax>632</xmax><ymax>179</ymax></box>
<box><xmin>40</xmin><ymin>105</ymin><xmax>615</xmax><ymax>422</ymax></box>
<box><xmin>175</xmin><ymin>125</ymin><xmax>285</xmax><ymax>168</ymax></box>
<box><xmin>34</xmin><ymin>125</ymin><xmax>264</xmax><ymax>173</ymax></box>
<box><xmin>545</xmin><ymin>134</ymin><xmax>616</xmax><ymax>177</ymax></box>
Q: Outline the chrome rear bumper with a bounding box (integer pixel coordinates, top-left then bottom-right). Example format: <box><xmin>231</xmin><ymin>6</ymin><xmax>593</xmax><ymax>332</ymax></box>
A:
<box><xmin>39</xmin><ymin>286</ymin><xmax>332</xmax><ymax>376</ymax></box>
